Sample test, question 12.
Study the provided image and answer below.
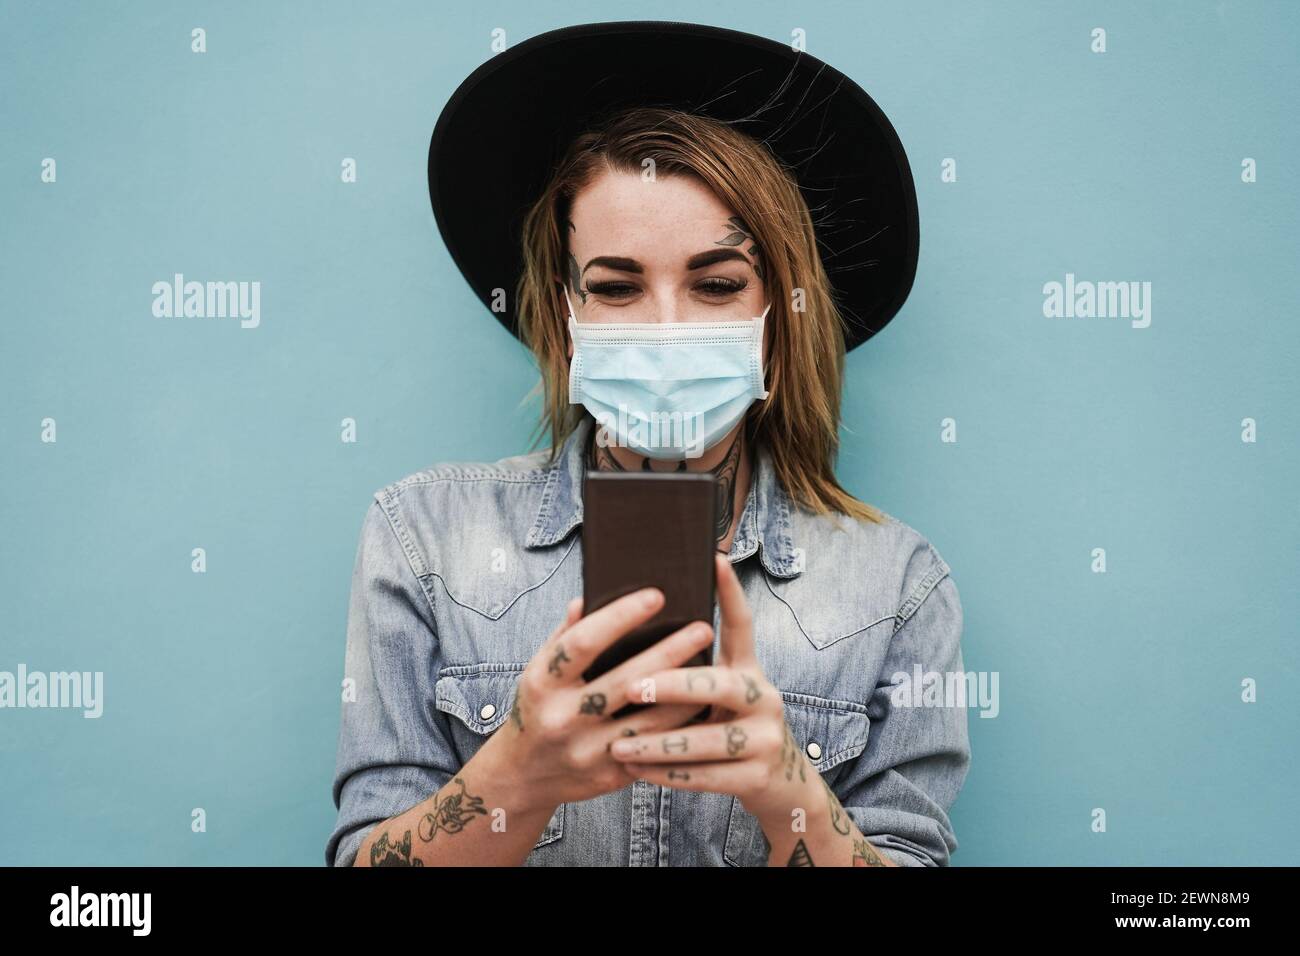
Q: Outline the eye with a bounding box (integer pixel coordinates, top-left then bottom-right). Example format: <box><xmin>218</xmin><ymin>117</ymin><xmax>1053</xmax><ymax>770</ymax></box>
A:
<box><xmin>585</xmin><ymin>281</ymin><xmax>639</xmax><ymax>300</ymax></box>
<box><xmin>696</xmin><ymin>277</ymin><xmax>748</xmax><ymax>297</ymax></box>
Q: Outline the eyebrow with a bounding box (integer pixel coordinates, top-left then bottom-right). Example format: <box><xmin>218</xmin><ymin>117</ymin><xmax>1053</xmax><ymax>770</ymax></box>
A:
<box><xmin>581</xmin><ymin>248</ymin><xmax>750</xmax><ymax>275</ymax></box>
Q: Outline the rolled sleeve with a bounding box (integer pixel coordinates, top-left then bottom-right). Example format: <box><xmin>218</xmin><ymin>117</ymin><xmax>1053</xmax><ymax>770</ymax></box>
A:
<box><xmin>325</xmin><ymin>497</ymin><xmax>460</xmax><ymax>867</ymax></box>
<box><xmin>834</xmin><ymin>551</ymin><xmax>971</xmax><ymax>866</ymax></box>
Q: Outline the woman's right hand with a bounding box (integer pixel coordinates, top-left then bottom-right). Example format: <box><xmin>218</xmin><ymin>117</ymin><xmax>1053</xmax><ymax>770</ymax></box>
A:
<box><xmin>492</xmin><ymin>588</ymin><xmax>714</xmax><ymax>808</ymax></box>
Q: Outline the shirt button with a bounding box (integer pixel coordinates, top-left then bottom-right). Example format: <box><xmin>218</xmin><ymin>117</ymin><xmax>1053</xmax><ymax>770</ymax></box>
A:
<box><xmin>806</xmin><ymin>741</ymin><xmax>822</xmax><ymax>760</ymax></box>
<box><xmin>480</xmin><ymin>704</ymin><xmax>497</xmax><ymax>720</ymax></box>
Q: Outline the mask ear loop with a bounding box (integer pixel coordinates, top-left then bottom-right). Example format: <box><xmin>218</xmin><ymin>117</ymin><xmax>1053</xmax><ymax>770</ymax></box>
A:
<box><xmin>564</xmin><ymin>286</ymin><xmax>583</xmax><ymax>405</ymax></box>
<box><xmin>754</xmin><ymin>302</ymin><xmax>772</xmax><ymax>400</ymax></box>
<box><xmin>564</xmin><ymin>286</ymin><xmax>591</xmax><ymax>370</ymax></box>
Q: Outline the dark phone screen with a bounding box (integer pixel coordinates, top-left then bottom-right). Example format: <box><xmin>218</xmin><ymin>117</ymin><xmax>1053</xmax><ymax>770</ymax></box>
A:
<box><xmin>580</xmin><ymin>471</ymin><xmax>717</xmax><ymax>714</ymax></box>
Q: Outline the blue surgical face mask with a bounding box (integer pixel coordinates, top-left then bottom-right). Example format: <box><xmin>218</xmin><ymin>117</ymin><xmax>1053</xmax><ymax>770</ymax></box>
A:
<box><xmin>564</xmin><ymin>288</ymin><xmax>771</xmax><ymax>460</ymax></box>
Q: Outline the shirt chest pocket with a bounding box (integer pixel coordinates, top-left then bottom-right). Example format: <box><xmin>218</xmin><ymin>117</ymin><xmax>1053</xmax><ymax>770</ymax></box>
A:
<box><xmin>433</xmin><ymin>664</ymin><xmax>565</xmax><ymax>852</ymax></box>
<box><xmin>723</xmin><ymin>693</ymin><xmax>870</xmax><ymax>866</ymax></box>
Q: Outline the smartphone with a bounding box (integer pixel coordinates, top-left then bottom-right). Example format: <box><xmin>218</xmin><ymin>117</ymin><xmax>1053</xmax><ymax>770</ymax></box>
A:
<box><xmin>580</xmin><ymin>471</ymin><xmax>717</xmax><ymax>714</ymax></box>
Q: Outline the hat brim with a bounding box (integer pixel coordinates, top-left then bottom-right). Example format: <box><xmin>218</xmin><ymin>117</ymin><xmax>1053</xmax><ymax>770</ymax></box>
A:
<box><xmin>428</xmin><ymin>19</ymin><xmax>919</xmax><ymax>352</ymax></box>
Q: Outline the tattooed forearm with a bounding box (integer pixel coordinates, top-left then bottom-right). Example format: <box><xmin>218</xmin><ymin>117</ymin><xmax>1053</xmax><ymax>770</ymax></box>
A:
<box><xmin>780</xmin><ymin>723</ymin><xmax>807</xmax><ymax>783</ymax></box>
<box><xmin>370</xmin><ymin>829</ymin><xmax>424</xmax><ymax>867</ymax></box>
<box><xmin>417</xmin><ymin>776</ymin><xmax>489</xmax><ymax>842</ymax></box>
<box><xmin>852</xmin><ymin>836</ymin><xmax>889</xmax><ymax>867</ymax></box>
<box><xmin>819</xmin><ymin>774</ymin><xmax>853</xmax><ymax>836</ymax></box>
<box><xmin>760</xmin><ymin>741</ymin><xmax>895</xmax><ymax>867</ymax></box>
<box><xmin>787</xmin><ymin>838</ymin><xmax>814</xmax><ymax>867</ymax></box>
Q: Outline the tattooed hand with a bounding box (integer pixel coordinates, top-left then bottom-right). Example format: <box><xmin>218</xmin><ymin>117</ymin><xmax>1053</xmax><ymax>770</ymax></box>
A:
<box><xmin>604</xmin><ymin>553</ymin><xmax>809</xmax><ymax>821</ymax></box>
<box><xmin>494</xmin><ymin>588</ymin><xmax>714</xmax><ymax>809</ymax></box>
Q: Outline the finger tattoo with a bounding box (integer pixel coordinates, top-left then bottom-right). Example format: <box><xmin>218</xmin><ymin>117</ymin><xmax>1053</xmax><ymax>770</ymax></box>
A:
<box><xmin>548</xmin><ymin>644</ymin><xmax>570</xmax><ymax>677</ymax></box>
<box><xmin>725</xmin><ymin>724</ymin><xmax>747</xmax><ymax>757</ymax></box>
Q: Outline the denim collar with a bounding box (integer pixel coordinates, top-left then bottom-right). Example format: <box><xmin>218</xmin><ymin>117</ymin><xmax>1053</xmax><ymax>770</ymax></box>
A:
<box><xmin>525</xmin><ymin>415</ymin><xmax>802</xmax><ymax>579</ymax></box>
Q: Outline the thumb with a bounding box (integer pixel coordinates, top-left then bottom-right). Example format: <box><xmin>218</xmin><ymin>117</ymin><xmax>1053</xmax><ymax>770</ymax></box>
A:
<box><xmin>714</xmin><ymin>553</ymin><xmax>756</xmax><ymax>667</ymax></box>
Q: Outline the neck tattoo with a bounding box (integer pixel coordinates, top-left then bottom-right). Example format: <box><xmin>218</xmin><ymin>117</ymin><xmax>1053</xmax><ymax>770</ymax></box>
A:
<box><xmin>588</xmin><ymin>428</ymin><xmax>747</xmax><ymax>548</ymax></box>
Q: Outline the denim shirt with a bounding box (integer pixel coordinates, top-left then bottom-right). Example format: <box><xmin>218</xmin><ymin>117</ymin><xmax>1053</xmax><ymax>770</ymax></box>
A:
<box><xmin>326</xmin><ymin>416</ymin><xmax>970</xmax><ymax>867</ymax></box>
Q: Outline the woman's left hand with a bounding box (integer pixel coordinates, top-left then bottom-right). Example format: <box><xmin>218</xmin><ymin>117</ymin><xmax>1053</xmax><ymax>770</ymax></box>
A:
<box><xmin>608</xmin><ymin>553</ymin><xmax>811</xmax><ymax>822</ymax></box>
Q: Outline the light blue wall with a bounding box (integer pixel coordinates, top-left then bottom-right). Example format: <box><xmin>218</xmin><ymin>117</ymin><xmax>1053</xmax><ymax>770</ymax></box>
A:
<box><xmin>1</xmin><ymin>1</ymin><xmax>1295</xmax><ymax>865</ymax></box>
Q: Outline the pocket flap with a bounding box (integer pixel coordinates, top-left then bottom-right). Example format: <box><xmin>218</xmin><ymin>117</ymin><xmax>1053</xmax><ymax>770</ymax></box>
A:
<box><xmin>782</xmin><ymin>692</ymin><xmax>870</xmax><ymax>773</ymax></box>
<box><xmin>433</xmin><ymin>664</ymin><xmax>526</xmax><ymax>735</ymax></box>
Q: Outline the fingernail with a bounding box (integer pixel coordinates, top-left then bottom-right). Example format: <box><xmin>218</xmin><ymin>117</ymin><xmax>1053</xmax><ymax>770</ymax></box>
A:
<box><xmin>642</xmin><ymin>589</ymin><xmax>661</xmax><ymax>608</ymax></box>
<box><xmin>611</xmin><ymin>740</ymin><xmax>637</xmax><ymax>756</ymax></box>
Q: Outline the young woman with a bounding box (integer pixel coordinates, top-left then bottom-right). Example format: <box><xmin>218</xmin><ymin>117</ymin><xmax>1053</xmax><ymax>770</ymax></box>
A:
<box><xmin>327</xmin><ymin>22</ymin><xmax>969</xmax><ymax>868</ymax></box>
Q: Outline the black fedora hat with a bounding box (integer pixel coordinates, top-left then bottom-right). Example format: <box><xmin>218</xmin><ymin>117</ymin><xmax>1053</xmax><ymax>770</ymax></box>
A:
<box><xmin>428</xmin><ymin>20</ymin><xmax>919</xmax><ymax>352</ymax></box>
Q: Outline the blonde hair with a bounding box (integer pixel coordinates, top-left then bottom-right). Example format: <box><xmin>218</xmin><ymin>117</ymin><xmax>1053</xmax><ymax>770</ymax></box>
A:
<box><xmin>516</xmin><ymin>106</ymin><xmax>882</xmax><ymax>524</ymax></box>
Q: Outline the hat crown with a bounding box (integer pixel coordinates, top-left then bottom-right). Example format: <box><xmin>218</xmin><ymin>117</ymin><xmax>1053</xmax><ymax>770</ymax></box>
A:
<box><xmin>428</xmin><ymin>20</ymin><xmax>918</xmax><ymax>352</ymax></box>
